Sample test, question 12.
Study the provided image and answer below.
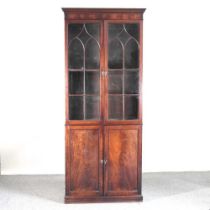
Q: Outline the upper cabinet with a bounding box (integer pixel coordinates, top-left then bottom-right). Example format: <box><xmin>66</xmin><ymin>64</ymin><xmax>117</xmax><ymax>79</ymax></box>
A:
<box><xmin>64</xmin><ymin>9</ymin><xmax>145</xmax><ymax>123</ymax></box>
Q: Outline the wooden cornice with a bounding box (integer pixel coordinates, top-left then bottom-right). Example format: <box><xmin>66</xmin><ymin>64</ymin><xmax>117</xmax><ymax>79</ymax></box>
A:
<box><xmin>62</xmin><ymin>8</ymin><xmax>146</xmax><ymax>20</ymax></box>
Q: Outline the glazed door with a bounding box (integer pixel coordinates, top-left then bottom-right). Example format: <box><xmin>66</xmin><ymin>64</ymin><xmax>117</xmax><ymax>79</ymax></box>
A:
<box><xmin>104</xmin><ymin>21</ymin><xmax>141</xmax><ymax>122</ymax></box>
<box><xmin>67</xmin><ymin>21</ymin><xmax>103</xmax><ymax>123</ymax></box>
<box><xmin>104</xmin><ymin>125</ymin><xmax>142</xmax><ymax>196</ymax></box>
<box><xmin>67</xmin><ymin>20</ymin><xmax>141</xmax><ymax>123</ymax></box>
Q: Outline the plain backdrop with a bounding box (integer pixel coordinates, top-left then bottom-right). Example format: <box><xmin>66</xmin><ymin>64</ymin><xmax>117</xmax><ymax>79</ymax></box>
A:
<box><xmin>0</xmin><ymin>0</ymin><xmax>210</xmax><ymax>175</ymax></box>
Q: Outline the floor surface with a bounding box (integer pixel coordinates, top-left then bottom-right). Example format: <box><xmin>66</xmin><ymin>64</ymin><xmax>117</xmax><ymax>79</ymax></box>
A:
<box><xmin>0</xmin><ymin>172</ymin><xmax>210</xmax><ymax>210</ymax></box>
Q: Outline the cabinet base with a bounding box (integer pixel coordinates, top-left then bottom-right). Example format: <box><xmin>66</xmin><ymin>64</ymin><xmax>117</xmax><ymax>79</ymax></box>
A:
<box><xmin>65</xmin><ymin>195</ymin><xmax>143</xmax><ymax>203</ymax></box>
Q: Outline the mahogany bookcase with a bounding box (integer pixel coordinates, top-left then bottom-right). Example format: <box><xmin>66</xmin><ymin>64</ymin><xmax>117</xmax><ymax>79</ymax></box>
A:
<box><xmin>62</xmin><ymin>8</ymin><xmax>146</xmax><ymax>203</ymax></box>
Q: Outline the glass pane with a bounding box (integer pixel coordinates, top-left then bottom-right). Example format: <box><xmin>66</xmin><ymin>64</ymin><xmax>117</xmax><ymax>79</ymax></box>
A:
<box><xmin>125</xmin><ymin>39</ymin><xmax>139</xmax><ymax>69</ymax></box>
<box><xmin>108</xmin><ymin>95</ymin><xmax>123</xmax><ymax>120</ymax></box>
<box><xmin>108</xmin><ymin>23</ymin><xmax>139</xmax><ymax>70</ymax></box>
<box><xmin>108</xmin><ymin>40</ymin><xmax>123</xmax><ymax>69</ymax></box>
<box><xmin>85</xmin><ymin>39</ymin><xmax>100</xmax><ymax>69</ymax></box>
<box><xmin>108</xmin><ymin>71</ymin><xmax>122</xmax><ymax>94</ymax></box>
<box><xmin>69</xmin><ymin>71</ymin><xmax>84</xmax><ymax>94</ymax></box>
<box><xmin>109</xmin><ymin>24</ymin><xmax>123</xmax><ymax>40</ymax></box>
<box><xmin>69</xmin><ymin>96</ymin><xmax>84</xmax><ymax>120</ymax></box>
<box><xmin>85</xmin><ymin>71</ymin><xmax>100</xmax><ymax>94</ymax></box>
<box><xmin>125</xmin><ymin>24</ymin><xmax>139</xmax><ymax>41</ymax></box>
<box><xmin>68</xmin><ymin>24</ymin><xmax>83</xmax><ymax>41</ymax></box>
<box><xmin>85</xmin><ymin>96</ymin><xmax>100</xmax><ymax>120</ymax></box>
<box><xmin>124</xmin><ymin>71</ymin><xmax>139</xmax><ymax>94</ymax></box>
<box><xmin>68</xmin><ymin>23</ymin><xmax>101</xmax><ymax>70</ymax></box>
<box><xmin>124</xmin><ymin>96</ymin><xmax>138</xmax><ymax>119</ymax></box>
<box><xmin>86</xmin><ymin>23</ymin><xmax>100</xmax><ymax>42</ymax></box>
<box><xmin>69</xmin><ymin>39</ymin><xmax>84</xmax><ymax>69</ymax></box>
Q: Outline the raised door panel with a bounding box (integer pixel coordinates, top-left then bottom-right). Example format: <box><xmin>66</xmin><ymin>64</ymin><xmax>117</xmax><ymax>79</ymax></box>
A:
<box><xmin>104</xmin><ymin>125</ymin><xmax>142</xmax><ymax>196</ymax></box>
<box><xmin>66</xmin><ymin>126</ymin><xmax>103</xmax><ymax>196</ymax></box>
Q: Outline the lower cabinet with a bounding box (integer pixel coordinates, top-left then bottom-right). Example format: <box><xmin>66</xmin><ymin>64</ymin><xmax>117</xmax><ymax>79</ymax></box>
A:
<box><xmin>65</xmin><ymin>125</ymin><xmax>142</xmax><ymax>202</ymax></box>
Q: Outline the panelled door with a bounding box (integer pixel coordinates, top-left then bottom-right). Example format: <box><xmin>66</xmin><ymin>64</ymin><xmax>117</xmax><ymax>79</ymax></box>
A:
<box><xmin>104</xmin><ymin>125</ymin><xmax>141</xmax><ymax>196</ymax></box>
<box><xmin>66</xmin><ymin>20</ymin><xmax>142</xmax><ymax>196</ymax></box>
<box><xmin>66</xmin><ymin>125</ymin><xmax>103</xmax><ymax>196</ymax></box>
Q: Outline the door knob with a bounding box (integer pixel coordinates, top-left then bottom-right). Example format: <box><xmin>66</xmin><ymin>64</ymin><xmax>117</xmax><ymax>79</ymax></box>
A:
<box><xmin>101</xmin><ymin>71</ymin><xmax>107</xmax><ymax>77</ymax></box>
<box><xmin>100</xmin><ymin>160</ymin><xmax>108</xmax><ymax>165</ymax></box>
